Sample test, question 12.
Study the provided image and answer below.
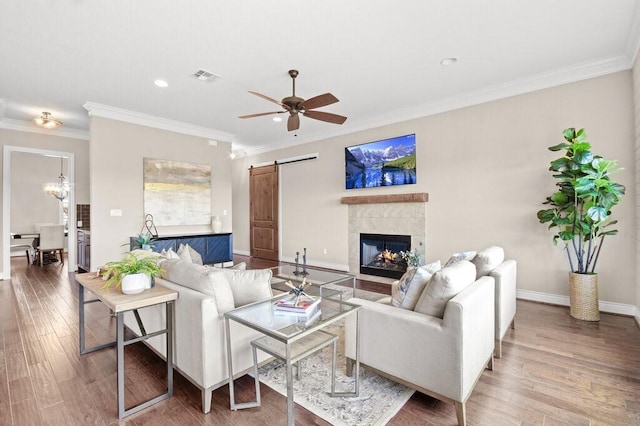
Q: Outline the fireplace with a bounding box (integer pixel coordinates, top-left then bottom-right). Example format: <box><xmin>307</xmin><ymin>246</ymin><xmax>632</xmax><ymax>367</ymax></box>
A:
<box><xmin>360</xmin><ymin>233</ymin><xmax>411</xmax><ymax>279</ymax></box>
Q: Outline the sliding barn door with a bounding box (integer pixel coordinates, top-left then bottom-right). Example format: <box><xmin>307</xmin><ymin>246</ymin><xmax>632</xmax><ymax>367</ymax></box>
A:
<box><xmin>249</xmin><ymin>164</ymin><xmax>279</xmax><ymax>260</ymax></box>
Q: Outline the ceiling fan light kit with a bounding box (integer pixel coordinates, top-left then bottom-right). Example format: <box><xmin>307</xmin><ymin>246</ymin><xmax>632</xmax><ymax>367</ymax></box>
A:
<box><xmin>239</xmin><ymin>69</ymin><xmax>347</xmax><ymax>132</ymax></box>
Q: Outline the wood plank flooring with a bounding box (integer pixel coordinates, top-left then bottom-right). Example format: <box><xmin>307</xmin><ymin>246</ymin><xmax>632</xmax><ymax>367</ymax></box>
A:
<box><xmin>1</xmin><ymin>255</ymin><xmax>639</xmax><ymax>425</ymax></box>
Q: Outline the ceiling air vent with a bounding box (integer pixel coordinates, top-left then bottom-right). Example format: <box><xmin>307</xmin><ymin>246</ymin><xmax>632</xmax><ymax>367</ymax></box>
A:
<box><xmin>191</xmin><ymin>69</ymin><xmax>221</xmax><ymax>83</ymax></box>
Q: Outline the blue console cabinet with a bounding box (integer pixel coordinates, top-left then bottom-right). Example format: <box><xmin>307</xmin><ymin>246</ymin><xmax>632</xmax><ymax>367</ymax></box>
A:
<box><xmin>130</xmin><ymin>233</ymin><xmax>233</xmax><ymax>264</ymax></box>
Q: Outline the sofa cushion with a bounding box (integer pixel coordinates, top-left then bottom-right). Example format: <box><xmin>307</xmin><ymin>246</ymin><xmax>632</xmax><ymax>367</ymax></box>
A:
<box><xmin>209</xmin><ymin>268</ymin><xmax>273</xmax><ymax>307</ymax></box>
<box><xmin>391</xmin><ymin>260</ymin><xmax>441</xmax><ymax>310</ymax></box>
<box><xmin>472</xmin><ymin>246</ymin><xmax>505</xmax><ymax>277</ymax></box>
<box><xmin>161</xmin><ymin>259</ymin><xmax>235</xmax><ymax>313</ymax></box>
<box><xmin>414</xmin><ymin>260</ymin><xmax>477</xmax><ymax>318</ymax></box>
<box><xmin>444</xmin><ymin>250</ymin><xmax>477</xmax><ymax>267</ymax></box>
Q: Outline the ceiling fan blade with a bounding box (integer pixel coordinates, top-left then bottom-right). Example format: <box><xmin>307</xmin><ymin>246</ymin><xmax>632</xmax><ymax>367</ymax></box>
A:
<box><xmin>300</xmin><ymin>93</ymin><xmax>339</xmax><ymax>110</ymax></box>
<box><xmin>239</xmin><ymin>111</ymin><xmax>285</xmax><ymax>119</ymax></box>
<box><xmin>287</xmin><ymin>114</ymin><xmax>300</xmax><ymax>131</ymax></box>
<box><xmin>248</xmin><ymin>91</ymin><xmax>284</xmax><ymax>107</ymax></box>
<box><xmin>303</xmin><ymin>110</ymin><xmax>347</xmax><ymax>125</ymax></box>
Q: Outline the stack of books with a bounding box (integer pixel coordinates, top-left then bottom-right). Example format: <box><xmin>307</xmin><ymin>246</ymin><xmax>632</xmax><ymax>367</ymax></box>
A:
<box><xmin>274</xmin><ymin>295</ymin><xmax>321</xmax><ymax>322</ymax></box>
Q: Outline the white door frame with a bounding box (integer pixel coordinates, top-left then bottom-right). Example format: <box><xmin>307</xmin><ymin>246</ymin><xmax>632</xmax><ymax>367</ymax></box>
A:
<box><xmin>2</xmin><ymin>145</ymin><xmax>76</xmax><ymax>279</ymax></box>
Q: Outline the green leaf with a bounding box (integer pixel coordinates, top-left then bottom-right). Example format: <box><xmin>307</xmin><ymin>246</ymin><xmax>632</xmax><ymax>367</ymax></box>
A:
<box><xmin>575</xmin><ymin>179</ymin><xmax>595</xmax><ymax>195</ymax></box>
<box><xmin>563</xmin><ymin>128</ymin><xmax>576</xmax><ymax>141</ymax></box>
<box><xmin>559</xmin><ymin>231</ymin><xmax>575</xmax><ymax>241</ymax></box>
<box><xmin>574</xmin><ymin>150</ymin><xmax>593</xmax><ymax>165</ymax></box>
<box><xmin>548</xmin><ymin>142</ymin><xmax>570</xmax><ymax>151</ymax></box>
<box><xmin>587</xmin><ymin>206</ymin><xmax>607</xmax><ymax>222</ymax></box>
<box><xmin>599</xmin><ymin>229</ymin><xmax>618</xmax><ymax>236</ymax></box>
<box><xmin>537</xmin><ymin>209</ymin><xmax>555</xmax><ymax>223</ymax></box>
<box><xmin>549</xmin><ymin>158</ymin><xmax>569</xmax><ymax>172</ymax></box>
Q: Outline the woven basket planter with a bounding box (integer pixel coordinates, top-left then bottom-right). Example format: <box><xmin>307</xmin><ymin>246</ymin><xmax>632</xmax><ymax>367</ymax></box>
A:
<box><xmin>568</xmin><ymin>272</ymin><xmax>600</xmax><ymax>321</ymax></box>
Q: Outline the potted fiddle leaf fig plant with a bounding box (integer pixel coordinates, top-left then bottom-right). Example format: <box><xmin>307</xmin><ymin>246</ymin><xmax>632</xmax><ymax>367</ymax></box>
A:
<box><xmin>101</xmin><ymin>252</ymin><xmax>162</xmax><ymax>294</ymax></box>
<box><xmin>536</xmin><ymin>127</ymin><xmax>625</xmax><ymax>321</ymax></box>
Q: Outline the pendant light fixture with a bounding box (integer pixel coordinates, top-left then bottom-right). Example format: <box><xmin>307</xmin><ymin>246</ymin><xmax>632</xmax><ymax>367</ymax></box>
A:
<box><xmin>43</xmin><ymin>157</ymin><xmax>69</xmax><ymax>201</ymax></box>
<box><xmin>33</xmin><ymin>112</ymin><xmax>62</xmax><ymax>129</ymax></box>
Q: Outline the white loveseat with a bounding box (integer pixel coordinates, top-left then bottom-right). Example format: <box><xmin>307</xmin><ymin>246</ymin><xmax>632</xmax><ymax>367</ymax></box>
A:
<box><xmin>345</xmin><ymin>260</ymin><xmax>495</xmax><ymax>426</ymax></box>
<box><xmin>123</xmin><ymin>258</ymin><xmax>274</xmax><ymax>413</ymax></box>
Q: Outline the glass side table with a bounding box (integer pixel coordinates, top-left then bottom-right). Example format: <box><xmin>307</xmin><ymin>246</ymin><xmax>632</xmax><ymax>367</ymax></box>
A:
<box><xmin>224</xmin><ymin>289</ymin><xmax>361</xmax><ymax>426</ymax></box>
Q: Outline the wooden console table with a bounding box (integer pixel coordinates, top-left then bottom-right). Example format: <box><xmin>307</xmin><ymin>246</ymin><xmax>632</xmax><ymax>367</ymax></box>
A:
<box><xmin>76</xmin><ymin>273</ymin><xmax>177</xmax><ymax>418</ymax></box>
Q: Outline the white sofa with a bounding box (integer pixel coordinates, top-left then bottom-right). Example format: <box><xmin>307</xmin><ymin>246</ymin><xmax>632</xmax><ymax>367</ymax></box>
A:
<box><xmin>344</xmin><ymin>260</ymin><xmax>495</xmax><ymax>426</ymax></box>
<box><xmin>123</xmin><ymin>259</ymin><xmax>274</xmax><ymax>413</ymax></box>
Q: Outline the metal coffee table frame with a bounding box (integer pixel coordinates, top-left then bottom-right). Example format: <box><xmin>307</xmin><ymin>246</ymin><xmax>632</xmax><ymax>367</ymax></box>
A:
<box><xmin>224</xmin><ymin>290</ymin><xmax>360</xmax><ymax>426</ymax></box>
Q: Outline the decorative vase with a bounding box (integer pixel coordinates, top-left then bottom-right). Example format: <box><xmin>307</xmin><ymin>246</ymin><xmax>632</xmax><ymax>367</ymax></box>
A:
<box><xmin>568</xmin><ymin>272</ymin><xmax>600</xmax><ymax>321</ymax></box>
<box><xmin>121</xmin><ymin>273</ymin><xmax>149</xmax><ymax>295</ymax></box>
<box><xmin>211</xmin><ymin>216</ymin><xmax>222</xmax><ymax>233</ymax></box>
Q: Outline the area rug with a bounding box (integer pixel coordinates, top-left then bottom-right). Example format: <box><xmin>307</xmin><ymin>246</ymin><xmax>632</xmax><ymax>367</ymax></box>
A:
<box><xmin>253</xmin><ymin>286</ymin><xmax>414</xmax><ymax>426</ymax></box>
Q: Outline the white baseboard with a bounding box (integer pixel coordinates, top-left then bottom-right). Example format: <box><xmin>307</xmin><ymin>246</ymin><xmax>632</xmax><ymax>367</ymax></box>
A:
<box><xmin>517</xmin><ymin>289</ymin><xmax>638</xmax><ymax>317</ymax></box>
<box><xmin>233</xmin><ymin>249</ymin><xmax>250</xmax><ymax>256</ymax></box>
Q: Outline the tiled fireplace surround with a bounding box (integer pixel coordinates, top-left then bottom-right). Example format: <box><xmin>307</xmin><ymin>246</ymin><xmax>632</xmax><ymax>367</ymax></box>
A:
<box><xmin>342</xmin><ymin>193</ymin><xmax>428</xmax><ymax>284</ymax></box>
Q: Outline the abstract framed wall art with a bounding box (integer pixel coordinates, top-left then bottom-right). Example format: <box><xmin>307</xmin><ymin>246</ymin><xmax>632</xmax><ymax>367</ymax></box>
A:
<box><xmin>345</xmin><ymin>133</ymin><xmax>416</xmax><ymax>189</ymax></box>
<box><xmin>143</xmin><ymin>158</ymin><xmax>211</xmax><ymax>226</ymax></box>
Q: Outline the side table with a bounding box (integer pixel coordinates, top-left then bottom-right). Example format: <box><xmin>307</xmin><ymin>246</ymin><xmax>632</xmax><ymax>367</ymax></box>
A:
<box><xmin>75</xmin><ymin>273</ymin><xmax>178</xmax><ymax>418</ymax></box>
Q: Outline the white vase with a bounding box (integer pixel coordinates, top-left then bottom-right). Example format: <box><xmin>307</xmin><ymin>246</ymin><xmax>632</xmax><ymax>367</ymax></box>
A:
<box><xmin>121</xmin><ymin>273</ymin><xmax>149</xmax><ymax>294</ymax></box>
<box><xmin>211</xmin><ymin>216</ymin><xmax>223</xmax><ymax>233</ymax></box>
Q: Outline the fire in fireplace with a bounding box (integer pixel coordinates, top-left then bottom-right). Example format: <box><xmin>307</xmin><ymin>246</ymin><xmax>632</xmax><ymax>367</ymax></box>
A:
<box><xmin>360</xmin><ymin>233</ymin><xmax>411</xmax><ymax>279</ymax></box>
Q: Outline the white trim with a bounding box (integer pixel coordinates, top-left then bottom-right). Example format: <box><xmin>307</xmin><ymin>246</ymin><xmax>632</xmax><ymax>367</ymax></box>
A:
<box><xmin>626</xmin><ymin>1</ymin><xmax>640</xmax><ymax>65</ymax></box>
<box><xmin>244</xmin><ymin>54</ymin><xmax>631</xmax><ymax>156</ymax></box>
<box><xmin>83</xmin><ymin>102</ymin><xmax>236</xmax><ymax>141</ymax></box>
<box><xmin>233</xmin><ymin>249</ymin><xmax>251</xmax><ymax>256</ymax></box>
<box><xmin>517</xmin><ymin>289</ymin><xmax>637</xmax><ymax>316</ymax></box>
<box><xmin>3</xmin><ymin>146</ymin><xmax>77</xmax><ymax>279</ymax></box>
<box><xmin>0</xmin><ymin>118</ymin><xmax>89</xmax><ymax>140</ymax></box>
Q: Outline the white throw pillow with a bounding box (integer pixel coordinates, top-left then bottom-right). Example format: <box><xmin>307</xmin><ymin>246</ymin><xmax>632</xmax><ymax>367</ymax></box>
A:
<box><xmin>444</xmin><ymin>250</ymin><xmax>477</xmax><ymax>267</ymax></box>
<box><xmin>161</xmin><ymin>259</ymin><xmax>235</xmax><ymax>314</ymax></box>
<box><xmin>177</xmin><ymin>243</ymin><xmax>203</xmax><ymax>265</ymax></box>
<box><xmin>472</xmin><ymin>246</ymin><xmax>505</xmax><ymax>277</ymax></box>
<box><xmin>209</xmin><ymin>268</ymin><xmax>273</xmax><ymax>307</ymax></box>
<box><xmin>391</xmin><ymin>260</ymin><xmax>441</xmax><ymax>310</ymax></box>
<box><xmin>414</xmin><ymin>260</ymin><xmax>477</xmax><ymax>318</ymax></box>
<box><xmin>160</xmin><ymin>248</ymin><xmax>180</xmax><ymax>260</ymax></box>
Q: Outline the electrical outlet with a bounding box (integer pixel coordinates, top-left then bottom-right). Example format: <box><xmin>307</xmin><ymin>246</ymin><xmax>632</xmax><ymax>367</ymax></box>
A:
<box><xmin>77</xmin><ymin>220</ymin><xmax>83</xmax><ymax>227</ymax></box>
<box><xmin>223</xmin><ymin>209</ymin><xmax>227</xmax><ymax>216</ymax></box>
<box><xmin>110</xmin><ymin>209</ymin><xmax>123</xmax><ymax>217</ymax></box>
<box><xmin>323</xmin><ymin>248</ymin><xmax>327</xmax><ymax>255</ymax></box>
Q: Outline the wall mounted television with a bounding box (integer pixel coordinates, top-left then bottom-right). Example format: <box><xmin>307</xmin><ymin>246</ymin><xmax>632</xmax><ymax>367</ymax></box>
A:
<box><xmin>345</xmin><ymin>133</ymin><xmax>416</xmax><ymax>189</ymax></box>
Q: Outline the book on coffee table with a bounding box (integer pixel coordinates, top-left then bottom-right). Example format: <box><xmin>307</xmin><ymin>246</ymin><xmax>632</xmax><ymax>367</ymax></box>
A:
<box><xmin>274</xmin><ymin>295</ymin><xmax>320</xmax><ymax>315</ymax></box>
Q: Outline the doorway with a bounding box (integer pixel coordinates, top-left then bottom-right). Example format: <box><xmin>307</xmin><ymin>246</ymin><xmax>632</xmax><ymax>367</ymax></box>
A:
<box><xmin>2</xmin><ymin>145</ymin><xmax>76</xmax><ymax>279</ymax></box>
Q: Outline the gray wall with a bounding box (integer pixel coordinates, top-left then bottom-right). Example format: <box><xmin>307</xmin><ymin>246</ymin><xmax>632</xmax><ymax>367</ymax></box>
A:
<box><xmin>233</xmin><ymin>71</ymin><xmax>636</xmax><ymax>308</ymax></box>
<box><xmin>88</xmin><ymin>117</ymin><xmax>233</xmax><ymax>271</ymax></box>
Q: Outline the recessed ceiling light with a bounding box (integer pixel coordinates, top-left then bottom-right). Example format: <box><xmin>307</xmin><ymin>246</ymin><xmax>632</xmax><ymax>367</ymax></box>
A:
<box><xmin>273</xmin><ymin>117</ymin><xmax>282</xmax><ymax>122</ymax></box>
<box><xmin>440</xmin><ymin>57</ymin><xmax>458</xmax><ymax>66</ymax></box>
<box><xmin>154</xmin><ymin>79</ymin><xmax>168</xmax><ymax>88</ymax></box>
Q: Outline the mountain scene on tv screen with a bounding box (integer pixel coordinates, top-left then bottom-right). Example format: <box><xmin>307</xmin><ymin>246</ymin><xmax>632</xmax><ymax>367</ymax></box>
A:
<box><xmin>345</xmin><ymin>135</ymin><xmax>416</xmax><ymax>189</ymax></box>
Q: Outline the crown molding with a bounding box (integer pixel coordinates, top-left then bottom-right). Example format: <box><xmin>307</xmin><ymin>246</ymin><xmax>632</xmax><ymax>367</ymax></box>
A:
<box><xmin>0</xmin><ymin>118</ymin><xmax>89</xmax><ymax>140</ymax></box>
<box><xmin>626</xmin><ymin>1</ymin><xmax>640</xmax><ymax>65</ymax></box>
<box><xmin>83</xmin><ymin>102</ymin><xmax>236</xmax><ymax>142</ymax></box>
<box><xmin>243</xmin><ymin>54</ymin><xmax>632</xmax><ymax>156</ymax></box>
<box><xmin>0</xmin><ymin>99</ymin><xmax>6</xmax><ymax>120</ymax></box>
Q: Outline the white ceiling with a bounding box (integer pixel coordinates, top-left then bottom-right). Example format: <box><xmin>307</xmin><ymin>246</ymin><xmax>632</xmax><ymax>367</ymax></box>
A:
<box><xmin>1</xmin><ymin>1</ymin><xmax>639</xmax><ymax>155</ymax></box>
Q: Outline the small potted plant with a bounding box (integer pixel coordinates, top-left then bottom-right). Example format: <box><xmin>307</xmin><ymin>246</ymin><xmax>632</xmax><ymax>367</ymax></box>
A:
<box><xmin>132</xmin><ymin>232</ymin><xmax>155</xmax><ymax>250</ymax></box>
<box><xmin>101</xmin><ymin>252</ymin><xmax>162</xmax><ymax>294</ymax></box>
<box><xmin>399</xmin><ymin>249</ymin><xmax>421</xmax><ymax>268</ymax></box>
<box><xmin>536</xmin><ymin>127</ymin><xmax>625</xmax><ymax>321</ymax></box>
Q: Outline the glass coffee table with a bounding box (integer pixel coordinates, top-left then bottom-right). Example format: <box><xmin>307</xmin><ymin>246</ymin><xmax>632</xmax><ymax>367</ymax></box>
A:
<box><xmin>224</xmin><ymin>288</ymin><xmax>361</xmax><ymax>426</ymax></box>
<box><xmin>269</xmin><ymin>264</ymin><xmax>356</xmax><ymax>298</ymax></box>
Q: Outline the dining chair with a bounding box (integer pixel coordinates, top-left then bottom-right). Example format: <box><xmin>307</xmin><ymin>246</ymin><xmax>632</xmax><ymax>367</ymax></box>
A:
<box><xmin>10</xmin><ymin>243</ymin><xmax>33</xmax><ymax>264</ymax></box>
<box><xmin>36</xmin><ymin>225</ymin><xmax>65</xmax><ymax>266</ymax></box>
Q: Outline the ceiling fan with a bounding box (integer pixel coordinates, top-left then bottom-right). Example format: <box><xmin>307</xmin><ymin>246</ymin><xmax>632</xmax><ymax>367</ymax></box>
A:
<box><xmin>239</xmin><ymin>69</ymin><xmax>347</xmax><ymax>132</ymax></box>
